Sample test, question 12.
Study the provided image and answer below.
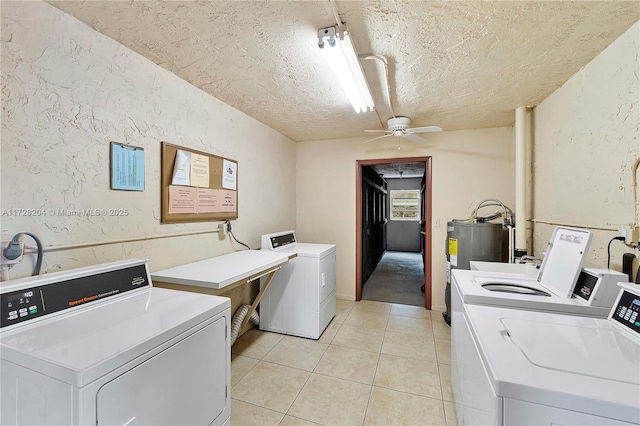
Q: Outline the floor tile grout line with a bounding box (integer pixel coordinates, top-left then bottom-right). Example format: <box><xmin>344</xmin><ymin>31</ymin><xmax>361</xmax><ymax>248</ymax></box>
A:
<box><xmin>231</xmin><ymin>397</ymin><xmax>287</xmax><ymax>416</ymax></box>
<box><xmin>281</xmin><ymin>370</ymin><xmax>314</xmax><ymax>421</ymax></box>
<box><xmin>370</xmin><ymin>383</ymin><xmax>447</xmax><ymax>403</ymax></box>
<box><xmin>230</xmin><ymin>355</ymin><xmax>260</xmax><ymax>390</ymax></box>
<box><xmin>309</xmin><ymin>369</ymin><xmax>377</xmax><ymax>387</ymax></box>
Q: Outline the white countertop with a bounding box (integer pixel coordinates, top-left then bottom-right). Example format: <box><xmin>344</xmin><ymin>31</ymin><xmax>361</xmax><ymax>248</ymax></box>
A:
<box><xmin>150</xmin><ymin>250</ymin><xmax>292</xmax><ymax>289</ymax></box>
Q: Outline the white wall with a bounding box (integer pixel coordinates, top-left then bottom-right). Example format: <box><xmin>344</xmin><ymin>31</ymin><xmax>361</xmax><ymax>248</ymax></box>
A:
<box><xmin>532</xmin><ymin>21</ymin><xmax>639</xmax><ymax>270</ymax></box>
<box><xmin>296</xmin><ymin>128</ymin><xmax>514</xmax><ymax>309</ymax></box>
<box><xmin>1</xmin><ymin>2</ymin><xmax>296</xmax><ymax>279</ymax></box>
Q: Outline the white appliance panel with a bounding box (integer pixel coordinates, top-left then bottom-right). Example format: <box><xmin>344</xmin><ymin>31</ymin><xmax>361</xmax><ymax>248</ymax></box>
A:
<box><xmin>1</xmin><ymin>288</ymin><xmax>224</xmax><ymax>387</ymax></box>
<box><xmin>461</xmin><ymin>312</ymin><xmax>501</xmax><ymax>425</ymax></box>
<box><xmin>464</xmin><ymin>303</ymin><xmax>640</xmax><ymax>424</ymax></box>
<box><xmin>1</xmin><ymin>260</ymin><xmax>231</xmax><ymax>426</ymax></box>
<box><xmin>573</xmin><ymin>268</ymin><xmax>628</xmax><ymax>307</ymax></box>
<box><xmin>503</xmin><ymin>398</ymin><xmax>634</xmax><ymax>426</ymax></box>
<box><xmin>259</xmin><ymin>260</ymin><xmax>317</xmax><ymax>337</ymax></box>
<box><xmin>454</xmin><ymin>269</ymin><xmax>612</xmax><ymax>317</ymax></box>
<box><xmin>97</xmin><ymin>316</ymin><xmax>227</xmax><ymax>425</ymax></box>
<box><xmin>502</xmin><ymin>317</ymin><xmax>640</xmax><ymax>383</ymax></box>
<box><xmin>260</xmin><ymin>232</ymin><xmax>336</xmax><ymax>339</ymax></box>
<box><xmin>536</xmin><ymin>227</ymin><xmax>592</xmax><ymax>297</ymax></box>
<box><xmin>290</xmin><ymin>243</ymin><xmax>335</xmax><ymax>258</ymax></box>
<box><xmin>319</xmin><ymin>250</ymin><xmax>336</xmax><ymax>303</ymax></box>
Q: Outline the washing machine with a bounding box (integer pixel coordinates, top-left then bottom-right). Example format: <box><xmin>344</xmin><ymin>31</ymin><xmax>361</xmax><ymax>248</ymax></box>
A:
<box><xmin>0</xmin><ymin>259</ymin><xmax>231</xmax><ymax>426</ymax></box>
<box><xmin>259</xmin><ymin>231</ymin><xmax>336</xmax><ymax>339</ymax></box>
<box><xmin>452</xmin><ymin>227</ymin><xmax>629</xmax><ymax>318</ymax></box>
<box><xmin>452</xmin><ymin>282</ymin><xmax>640</xmax><ymax>425</ymax></box>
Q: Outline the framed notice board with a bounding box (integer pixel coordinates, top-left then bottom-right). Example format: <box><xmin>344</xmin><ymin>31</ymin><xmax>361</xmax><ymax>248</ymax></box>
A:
<box><xmin>161</xmin><ymin>142</ymin><xmax>238</xmax><ymax>223</ymax></box>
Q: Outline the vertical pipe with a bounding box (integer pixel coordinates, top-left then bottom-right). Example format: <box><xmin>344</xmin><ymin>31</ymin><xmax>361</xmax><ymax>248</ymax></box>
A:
<box><xmin>515</xmin><ymin>107</ymin><xmax>527</xmax><ymax>257</ymax></box>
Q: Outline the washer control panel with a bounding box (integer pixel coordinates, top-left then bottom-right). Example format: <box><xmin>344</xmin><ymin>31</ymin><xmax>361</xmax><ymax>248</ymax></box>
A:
<box><xmin>261</xmin><ymin>231</ymin><xmax>296</xmax><ymax>251</ymax></box>
<box><xmin>1</xmin><ymin>263</ymin><xmax>150</xmax><ymax>328</ymax></box>
<box><xmin>610</xmin><ymin>284</ymin><xmax>640</xmax><ymax>335</ymax></box>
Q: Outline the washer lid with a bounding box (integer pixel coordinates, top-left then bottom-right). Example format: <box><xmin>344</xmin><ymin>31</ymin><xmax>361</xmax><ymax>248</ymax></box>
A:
<box><xmin>464</xmin><ymin>304</ymin><xmax>640</xmax><ymax>423</ymax></box>
<box><xmin>503</xmin><ymin>318</ymin><xmax>640</xmax><ymax>384</ymax></box>
<box><xmin>0</xmin><ymin>287</ymin><xmax>229</xmax><ymax>388</ymax></box>
<box><xmin>537</xmin><ymin>227</ymin><xmax>593</xmax><ymax>297</ymax></box>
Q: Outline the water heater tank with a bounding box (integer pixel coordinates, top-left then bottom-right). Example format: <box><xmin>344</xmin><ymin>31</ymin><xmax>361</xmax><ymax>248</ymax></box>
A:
<box><xmin>443</xmin><ymin>221</ymin><xmax>504</xmax><ymax>324</ymax></box>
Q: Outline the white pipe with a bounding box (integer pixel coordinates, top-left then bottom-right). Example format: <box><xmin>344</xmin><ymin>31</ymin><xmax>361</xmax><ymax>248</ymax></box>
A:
<box><xmin>515</xmin><ymin>107</ymin><xmax>527</xmax><ymax>254</ymax></box>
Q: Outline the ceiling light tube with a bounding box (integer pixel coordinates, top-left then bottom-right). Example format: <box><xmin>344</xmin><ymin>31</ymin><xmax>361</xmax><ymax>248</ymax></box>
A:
<box><xmin>318</xmin><ymin>26</ymin><xmax>374</xmax><ymax>113</ymax></box>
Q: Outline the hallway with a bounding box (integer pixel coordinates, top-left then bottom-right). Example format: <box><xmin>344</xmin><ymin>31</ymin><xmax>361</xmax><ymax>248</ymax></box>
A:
<box><xmin>361</xmin><ymin>251</ymin><xmax>425</xmax><ymax>306</ymax></box>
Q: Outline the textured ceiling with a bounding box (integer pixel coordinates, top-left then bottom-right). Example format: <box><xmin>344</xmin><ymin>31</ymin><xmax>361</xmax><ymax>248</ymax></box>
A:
<box><xmin>48</xmin><ymin>1</ymin><xmax>640</xmax><ymax>142</ymax></box>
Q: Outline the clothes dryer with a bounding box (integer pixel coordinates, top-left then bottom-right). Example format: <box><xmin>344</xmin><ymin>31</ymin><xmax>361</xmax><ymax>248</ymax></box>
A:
<box><xmin>260</xmin><ymin>231</ymin><xmax>336</xmax><ymax>339</ymax></box>
<box><xmin>1</xmin><ymin>259</ymin><xmax>231</xmax><ymax>426</ymax></box>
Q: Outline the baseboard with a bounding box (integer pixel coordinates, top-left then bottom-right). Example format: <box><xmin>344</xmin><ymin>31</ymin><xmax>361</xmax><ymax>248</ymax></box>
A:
<box><xmin>336</xmin><ymin>293</ymin><xmax>356</xmax><ymax>301</ymax></box>
<box><xmin>431</xmin><ymin>304</ymin><xmax>446</xmax><ymax>312</ymax></box>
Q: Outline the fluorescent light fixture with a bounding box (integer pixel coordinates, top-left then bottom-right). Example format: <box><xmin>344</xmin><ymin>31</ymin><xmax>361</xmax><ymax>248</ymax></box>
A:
<box><xmin>318</xmin><ymin>26</ymin><xmax>374</xmax><ymax>113</ymax></box>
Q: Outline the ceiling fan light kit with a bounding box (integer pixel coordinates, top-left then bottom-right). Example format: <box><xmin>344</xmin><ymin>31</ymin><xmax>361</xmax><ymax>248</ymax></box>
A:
<box><xmin>318</xmin><ymin>25</ymin><xmax>374</xmax><ymax>114</ymax></box>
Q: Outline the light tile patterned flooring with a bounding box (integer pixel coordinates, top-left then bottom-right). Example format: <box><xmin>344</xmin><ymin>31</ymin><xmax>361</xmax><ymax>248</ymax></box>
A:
<box><xmin>231</xmin><ymin>300</ymin><xmax>457</xmax><ymax>426</ymax></box>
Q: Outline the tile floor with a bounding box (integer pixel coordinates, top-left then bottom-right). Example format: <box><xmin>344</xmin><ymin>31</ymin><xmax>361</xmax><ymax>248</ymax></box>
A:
<box><xmin>231</xmin><ymin>300</ymin><xmax>458</xmax><ymax>426</ymax></box>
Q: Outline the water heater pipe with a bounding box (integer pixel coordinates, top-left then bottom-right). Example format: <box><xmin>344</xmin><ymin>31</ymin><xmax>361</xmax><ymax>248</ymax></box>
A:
<box><xmin>515</xmin><ymin>107</ymin><xmax>527</xmax><ymax>256</ymax></box>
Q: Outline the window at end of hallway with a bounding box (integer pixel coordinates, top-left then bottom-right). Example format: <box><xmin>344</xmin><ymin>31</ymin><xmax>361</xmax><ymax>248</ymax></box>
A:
<box><xmin>390</xmin><ymin>189</ymin><xmax>420</xmax><ymax>221</ymax></box>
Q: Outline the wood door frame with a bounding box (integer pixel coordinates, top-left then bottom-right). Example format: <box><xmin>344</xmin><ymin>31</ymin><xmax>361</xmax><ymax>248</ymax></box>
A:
<box><xmin>356</xmin><ymin>157</ymin><xmax>433</xmax><ymax>309</ymax></box>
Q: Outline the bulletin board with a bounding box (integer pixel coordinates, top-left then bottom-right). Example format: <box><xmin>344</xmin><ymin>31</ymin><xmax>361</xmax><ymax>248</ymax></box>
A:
<box><xmin>161</xmin><ymin>142</ymin><xmax>238</xmax><ymax>223</ymax></box>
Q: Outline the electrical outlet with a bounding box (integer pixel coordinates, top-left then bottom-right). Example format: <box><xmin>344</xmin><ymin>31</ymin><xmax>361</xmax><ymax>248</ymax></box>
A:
<box><xmin>619</xmin><ymin>226</ymin><xmax>637</xmax><ymax>245</ymax></box>
<box><xmin>1</xmin><ymin>241</ymin><xmax>25</xmax><ymax>265</ymax></box>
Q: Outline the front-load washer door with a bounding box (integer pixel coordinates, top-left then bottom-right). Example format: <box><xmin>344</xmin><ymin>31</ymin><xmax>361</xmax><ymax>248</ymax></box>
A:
<box><xmin>96</xmin><ymin>317</ymin><xmax>227</xmax><ymax>425</ymax></box>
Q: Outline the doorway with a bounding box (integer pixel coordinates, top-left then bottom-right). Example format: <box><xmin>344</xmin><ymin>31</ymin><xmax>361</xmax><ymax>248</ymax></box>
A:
<box><xmin>355</xmin><ymin>157</ymin><xmax>432</xmax><ymax>309</ymax></box>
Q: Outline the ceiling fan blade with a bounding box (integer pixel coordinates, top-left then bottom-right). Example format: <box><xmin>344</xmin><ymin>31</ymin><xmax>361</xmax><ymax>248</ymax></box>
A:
<box><xmin>402</xmin><ymin>133</ymin><xmax>428</xmax><ymax>144</ymax></box>
<box><xmin>407</xmin><ymin>126</ymin><xmax>442</xmax><ymax>134</ymax></box>
<box><xmin>364</xmin><ymin>129</ymin><xmax>391</xmax><ymax>133</ymax></box>
<box><xmin>363</xmin><ymin>134</ymin><xmax>393</xmax><ymax>144</ymax></box>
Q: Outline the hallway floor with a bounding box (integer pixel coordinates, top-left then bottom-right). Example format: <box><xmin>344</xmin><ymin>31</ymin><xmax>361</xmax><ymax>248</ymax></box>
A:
<box><xmin>231</xmin><ymin>300</ymin><xmax>456</xmax><ymax>426</ymax></box>
<box><xmin>362</xmin><ymin>251</ymin><xmax>425</xmax><ymax>306</ymax></box>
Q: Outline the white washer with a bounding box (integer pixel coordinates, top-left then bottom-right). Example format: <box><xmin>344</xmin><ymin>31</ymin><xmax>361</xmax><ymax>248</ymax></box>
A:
<box><xmin>453</xmin><ymin>227</ymin><xmax>627</xmax><ymax>318</ymax></box>
<box><xmin>1</xmin><ymin>259</ymin><xmax>231</xmax><ymax>426</ymax></box>
<box><xmin>260</xmin><ymin>231</ymin><xmax>336</xmax><ymax>339</ymax></box>
<box><xmin>452</xmin><ymin>282</ymin><xmax>640</xmax><ymax>425</ymax></box>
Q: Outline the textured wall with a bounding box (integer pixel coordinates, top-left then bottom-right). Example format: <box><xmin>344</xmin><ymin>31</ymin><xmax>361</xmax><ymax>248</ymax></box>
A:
<box><xmin>296</xmin><ymin>128</ymin><xmax>514</xmax><ymax>309</ymax></box>
<box><xmin>386</xmin><ymin>177</ymin><xmax>422</xmax><ymax>252</ymax></box>
<box><xmin>532</xmin><ymin>21</ymin><xmax>639</xmax><ymax>271</ymax></box>
<box><xmin>1</xmin><ymin>2</ymin><xmax>296</xmax><ymax>279</ymax></box>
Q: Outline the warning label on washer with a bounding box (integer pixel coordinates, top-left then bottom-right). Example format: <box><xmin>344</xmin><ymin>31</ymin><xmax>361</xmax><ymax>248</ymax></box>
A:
<box><xmin>448</xmin><ymin>238</ymin><xmax>458</xmax><ymax>267</ymax></box>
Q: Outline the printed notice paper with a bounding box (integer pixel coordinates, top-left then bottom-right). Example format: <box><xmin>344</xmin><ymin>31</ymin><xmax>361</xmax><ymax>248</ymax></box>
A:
<box><xmin>197</xmin><ymin>188</ymin><xmax>218</xmax><ymax>213</ymax></box>
<box><xmin>110</xmin><ymin>142</ymin><xmax>145</xmax><ymax>191</ymax></box>
<box><xmin>222</xmin><ymin>159</ymin><xmax>237</xmax><ymax>190</ymax></box>
<box><xmin>168</xmin><ymin>186</ymin><xmax>197</xmax><ymax>214</ymax></box>
<box><xmin>171</xmin><ymin>150</ymin><xmax>191</xmax><ymax>186</ymax></box>
<box><xmin>190</xmin><ymin>153</ymin><xmax>210</xmax><ymax>188</ymax></box>
<box><xmin>168</xmin><ymin>186</ymin><xmax>237</xmax><ymax>214</ymax></box>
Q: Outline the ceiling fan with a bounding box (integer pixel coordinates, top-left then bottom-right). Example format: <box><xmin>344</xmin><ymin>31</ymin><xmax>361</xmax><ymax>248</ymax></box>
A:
<box><xmin>364</xmin><ymin>116</ymin><xmax>442</xmax><ymax>144</ymax></box>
